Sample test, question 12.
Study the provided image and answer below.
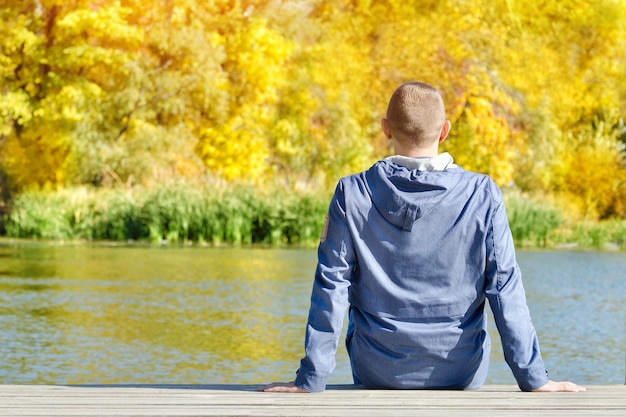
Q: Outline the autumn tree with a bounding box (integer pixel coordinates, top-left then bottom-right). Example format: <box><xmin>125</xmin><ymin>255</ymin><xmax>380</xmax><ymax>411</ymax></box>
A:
<box><xmin>489</xmin><ymin>0</ymin><xmax>626</xmax><ymax>218</ymax></box>
<box><xmin>0</xmin><ymin>0</ymin><xmax>219</xmax><ymax>191</ymax></box>
<box><xmin>1</xmin><ymin>0</ymin><xmax>625</xmax><ymax>219</ymax></box>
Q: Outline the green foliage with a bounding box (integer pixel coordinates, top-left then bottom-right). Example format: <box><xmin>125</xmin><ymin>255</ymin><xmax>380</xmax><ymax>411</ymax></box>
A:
<box><xmin>504</xmin><ymin>190</ymin><xmax>563</xmax><ymax>248</ymax></box>
<box><xmin>2</xmin><ymin>184</ymin><xmax>330</xmax><ymax>246</ymax></box>
<box><xmin>87</xmin><ymin>190</ymin><xmax>144</xmax><ymax>241</ymax></box>
<box><xmin>503</xmin><ymin>189</ymin><xmax>626</xmax><ymax>250</ymax></box>
<box><xmin>4</xmin><ymin>190</ymin><xmax>74</xmax><ymax>239</ymax></box>
<box><xmin>4</xmin><ymin>184</ymin><xmax>625</xmax><ymax>251</ymax></box>
<box><xmin>553</xmin><ymin>220</ymin><xmax>626</xmax><ymax>251</ymax></box>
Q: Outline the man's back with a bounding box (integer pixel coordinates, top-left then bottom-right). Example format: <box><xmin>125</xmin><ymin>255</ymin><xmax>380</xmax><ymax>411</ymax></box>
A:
<box><xmin>337</xmin><ymin>158</ymin><xmax>498</xmax><ymax>389</ymax></box>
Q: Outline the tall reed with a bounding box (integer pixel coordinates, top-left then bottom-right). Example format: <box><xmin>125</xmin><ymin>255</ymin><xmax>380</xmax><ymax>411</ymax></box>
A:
<box><xmin>555</xmin><ymin>220</ymin><xmax>626</xmax><ymax>250</ymax></box>
<box><xmin>2</xmin><ymin>184</ymin><xmax>330</xmax><ymax>246</ymax></box>
<box><xmin>503</xmin><ymin>190</ymin><xmax>563</xmax><ymax>247</ymax></box>
<box><xmin>3</xmin><ymin>185</ymin><xmax>624</xmax><ymax>250</ymax></box>
<box><xmin>5</xmin><ymin>193</ymin><xmax>63</xmax><ymax>239</ymax></box>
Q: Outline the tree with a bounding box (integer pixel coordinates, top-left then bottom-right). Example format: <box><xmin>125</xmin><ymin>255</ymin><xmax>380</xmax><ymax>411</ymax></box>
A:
<box><xmin>1</xmin><ymin>0</ymin><xmax>624</xmax><ymax>220</ymax></box>
<box><xmin>0</xmin><ymin>1</ymin><xmax>145</xmax><ymax>189</ymax></box>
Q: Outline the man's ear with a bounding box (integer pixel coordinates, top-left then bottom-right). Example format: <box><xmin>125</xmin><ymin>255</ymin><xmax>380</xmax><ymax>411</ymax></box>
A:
<box><xmin>439</xmin><ymin>120</ymin><xmax>451</xmax><ymax>143</ymax></box>
<box><xmin>381</xmin><ymin>118</ymin><xmax>392</xmax><ymax>139</ymax></box>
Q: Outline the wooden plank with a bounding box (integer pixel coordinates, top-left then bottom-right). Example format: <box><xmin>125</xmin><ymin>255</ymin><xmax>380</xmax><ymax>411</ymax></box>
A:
<box><xmin>0</xmin><ymin>384</ymin><xmax>624</xmax><ymax>416</ymax></box>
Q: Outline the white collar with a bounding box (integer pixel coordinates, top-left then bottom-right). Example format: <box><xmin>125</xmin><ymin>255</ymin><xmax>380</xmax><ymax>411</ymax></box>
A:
<box><xmin>385</xmin><ymin>152</ymin><xmax>456</xmax><ymax>171</ymax></box>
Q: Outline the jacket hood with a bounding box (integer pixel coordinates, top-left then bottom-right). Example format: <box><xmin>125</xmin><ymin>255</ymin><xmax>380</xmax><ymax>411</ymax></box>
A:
<box><xmin>364</xmin><ymin>160</ymin><xmax>463</xmax><ymax>232</ymax></box>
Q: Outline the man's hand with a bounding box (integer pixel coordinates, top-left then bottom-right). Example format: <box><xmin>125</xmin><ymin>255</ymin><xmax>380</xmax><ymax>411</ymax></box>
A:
<box><xmin>257</xmin><ymin>381</ymin><xmax>308</xmax><ymax>393</ymax></box>
<box><xmin>532</xmin><ymin>380</ymin><xmax>586</xmax><ymax>392</ymax></box>
<box><xmin>257</xmin><ymin>381</ymin><xmax>309</xmax><ymax>393</ymax></box>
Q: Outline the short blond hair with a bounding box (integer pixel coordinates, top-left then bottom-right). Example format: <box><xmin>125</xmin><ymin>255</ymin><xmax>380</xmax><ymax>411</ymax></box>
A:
<box><xmin>385</xmin><ymin>82</ymin><xmax>447</xmax><ymax>146</ymax></box>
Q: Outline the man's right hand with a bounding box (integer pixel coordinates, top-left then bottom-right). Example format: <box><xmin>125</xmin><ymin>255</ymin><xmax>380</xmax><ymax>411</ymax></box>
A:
<box><xmin>531</xmin><ymin>380</ymin><xmax>586</xmax><ymax>392</ymax></box>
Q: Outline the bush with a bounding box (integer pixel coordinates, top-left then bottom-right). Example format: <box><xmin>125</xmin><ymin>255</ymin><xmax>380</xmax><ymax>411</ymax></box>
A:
<box><xmin>3</xmin><ymin>184</ymin><xmax>623</xmax><ymax>251</ymax></box>
<box><xmin>504</xmin><ymin>190</ymin><xmax>563</xmax><ymax>247</ymax></box>
<box><xmin>2</xmin><ymin>183</ymin><xmax>330</xmax><ymax>246</ymax></box>
<box><xmin>558</xmin><ymin>220</ymin><xmax>626</xmax><ymax>250</ymax></box>
<box><xmin>5</xmin><ymin>190</ymin><xmax>74</xmax><ymax>239</ymax></box>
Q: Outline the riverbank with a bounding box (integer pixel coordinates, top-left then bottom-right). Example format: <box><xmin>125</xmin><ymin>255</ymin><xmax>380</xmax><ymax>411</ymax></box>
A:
<box><xmin>1</xmin><ymin>184</ymin><xmax>625</xmax><ymax>250</ymax></box>
<box><xmin>0</xmin><ymin>384</ymin><xmax>624</xmax><ymax>416</ymax></box>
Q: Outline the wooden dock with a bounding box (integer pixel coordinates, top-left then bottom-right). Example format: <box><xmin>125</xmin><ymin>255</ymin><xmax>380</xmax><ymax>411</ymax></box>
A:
<box><xmin>0</xmin><ymin>384</ymin><xmax>624</xmax><ymax>416</ymax></box>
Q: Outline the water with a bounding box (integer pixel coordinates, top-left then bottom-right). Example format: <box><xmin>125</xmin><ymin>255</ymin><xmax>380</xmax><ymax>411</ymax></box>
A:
<box><xmin>0</xmin><ymin>241</ymin><xmax>624</xmax><ymax>386</ymax></box>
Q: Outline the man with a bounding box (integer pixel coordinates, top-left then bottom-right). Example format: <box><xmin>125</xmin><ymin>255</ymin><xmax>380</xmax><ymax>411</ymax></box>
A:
<box><xmin>260</xmin><ymin>82</ymin><xmax>584</xmax><ymax>393</ymax></box>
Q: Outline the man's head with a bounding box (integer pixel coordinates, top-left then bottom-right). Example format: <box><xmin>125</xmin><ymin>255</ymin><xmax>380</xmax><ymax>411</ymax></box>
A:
<box><xmin>381</xmin><ymin>82</ymin><xmax>450</xmax><ymax>155</ymax></box>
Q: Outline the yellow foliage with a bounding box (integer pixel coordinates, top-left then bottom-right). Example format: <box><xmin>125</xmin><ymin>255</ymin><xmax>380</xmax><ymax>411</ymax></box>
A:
<box><xmin>2</xmin><ymin>124</ymin><xmax>72</xmax><ymax>189</ymax></box>
<box><xmin>549</xmin><ymin>122</ymin><xmax>626</xmax><ymax>220</ymax></box>
<box><xmin>197</xmin><ymin>121</ymin><xmax>269</xmax><ymax>182</ymax></box>
<box><xmin>0</xmin><ymin>91</ymin><xmax>33</xmax><ymax>135</ymax></box>
<box><xmin>0</xmin><ymin>0</ymin><xmax>624</xmax><ymax>218</ymax></box>
<box><xmin>56</xmin><ymin>3</ymin><xmax>144</xmax><ymax>45</ymax></box>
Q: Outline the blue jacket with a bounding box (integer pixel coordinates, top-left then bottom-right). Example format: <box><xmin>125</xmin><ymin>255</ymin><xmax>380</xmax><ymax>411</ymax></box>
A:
<box><xmin>294</xmin><ymin>158</ymin><xmax>549</xmax><ymax>392</ymax></box>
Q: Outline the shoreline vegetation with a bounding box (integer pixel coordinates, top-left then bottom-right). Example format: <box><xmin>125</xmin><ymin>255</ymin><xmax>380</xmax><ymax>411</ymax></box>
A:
<box><xmin>1</xmin><ymin>184</ymin><xmax>624</xmax><ymax>252</ymax></box>
<box><xmin>2</xmin><ymin>1</ymin><xmax>625</xmax><ymax>255</ymax></box>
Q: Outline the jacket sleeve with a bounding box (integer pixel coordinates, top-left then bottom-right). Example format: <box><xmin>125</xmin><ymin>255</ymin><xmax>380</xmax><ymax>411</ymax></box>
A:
<box><xmin>294</xmin><ymin>181</ymin><xmax>355</xmax><ymax>392</ymax></box>
<box><xmin>484</xmin><ymin>184</ymin><xmax>549</xmax><ymax>391</ymax></box>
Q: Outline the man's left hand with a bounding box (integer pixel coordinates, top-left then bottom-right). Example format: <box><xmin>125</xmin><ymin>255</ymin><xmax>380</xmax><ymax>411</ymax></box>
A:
<box><xmin>257</xmin><ymin>381</ymin><xmax>308</xmax><ymax>393</ymax></box>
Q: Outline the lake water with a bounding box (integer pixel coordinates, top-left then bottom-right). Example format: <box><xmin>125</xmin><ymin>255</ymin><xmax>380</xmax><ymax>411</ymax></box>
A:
<box><xmin>0</xmin><ymin>241</ymin><xmax>624</xmax><ymax>386</ymax></box>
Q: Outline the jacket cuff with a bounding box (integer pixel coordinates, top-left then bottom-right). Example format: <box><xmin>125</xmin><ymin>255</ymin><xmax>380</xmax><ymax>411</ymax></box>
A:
<box><xmin>516</xmin><ymin>368</ymin><xmax>549</xmax><ymax>392</ymax></box>
<box><xmin>294</xmin><ymin>369</ymin><xmax>328</xmax><ymax>393</ymax></box>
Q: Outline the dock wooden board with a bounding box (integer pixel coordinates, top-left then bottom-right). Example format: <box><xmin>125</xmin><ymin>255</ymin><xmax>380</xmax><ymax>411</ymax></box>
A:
<box><xmin>0</xmin><ymin>384</ymin><xmax>624</xmax><ymax>416</ymax></box>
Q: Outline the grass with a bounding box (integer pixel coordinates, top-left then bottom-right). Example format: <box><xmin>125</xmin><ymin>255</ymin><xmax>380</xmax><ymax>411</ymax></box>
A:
<box><xmin>504</xmin><ymin>190</ymin><xmax>563</xmax><ymax>248</ymax></box>
<box><xmin>550</xmin><ymin>219</ymin><xmax>626</xmax><ymax>250</ymax></box>
<box><xmin>2</xmin><ymin>183</ymin><xmax>330</xmax><ymax>247</ymax></box>
<box><xmin>2</xmin><ymin>184</ymin><xmax>625</xmax><ymax>251</ymax></box>
<box><xmin>504</xmin><ymin>189</ymin><xmax>626</xmax><ymax>250</ymax></box>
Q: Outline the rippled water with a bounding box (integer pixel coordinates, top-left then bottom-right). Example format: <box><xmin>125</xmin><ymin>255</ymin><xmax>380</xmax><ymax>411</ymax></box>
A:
<box><xmin>0</xmin><ymin>241</ymin><xmax>624</xmax><ymax>386</ymax></box>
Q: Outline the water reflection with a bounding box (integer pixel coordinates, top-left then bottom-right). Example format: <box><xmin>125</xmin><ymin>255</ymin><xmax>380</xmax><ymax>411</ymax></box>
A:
<box><xmin>0</xmin><ymin>242</ymin><xmax>623</xmax><ymax>385</ymax></box>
